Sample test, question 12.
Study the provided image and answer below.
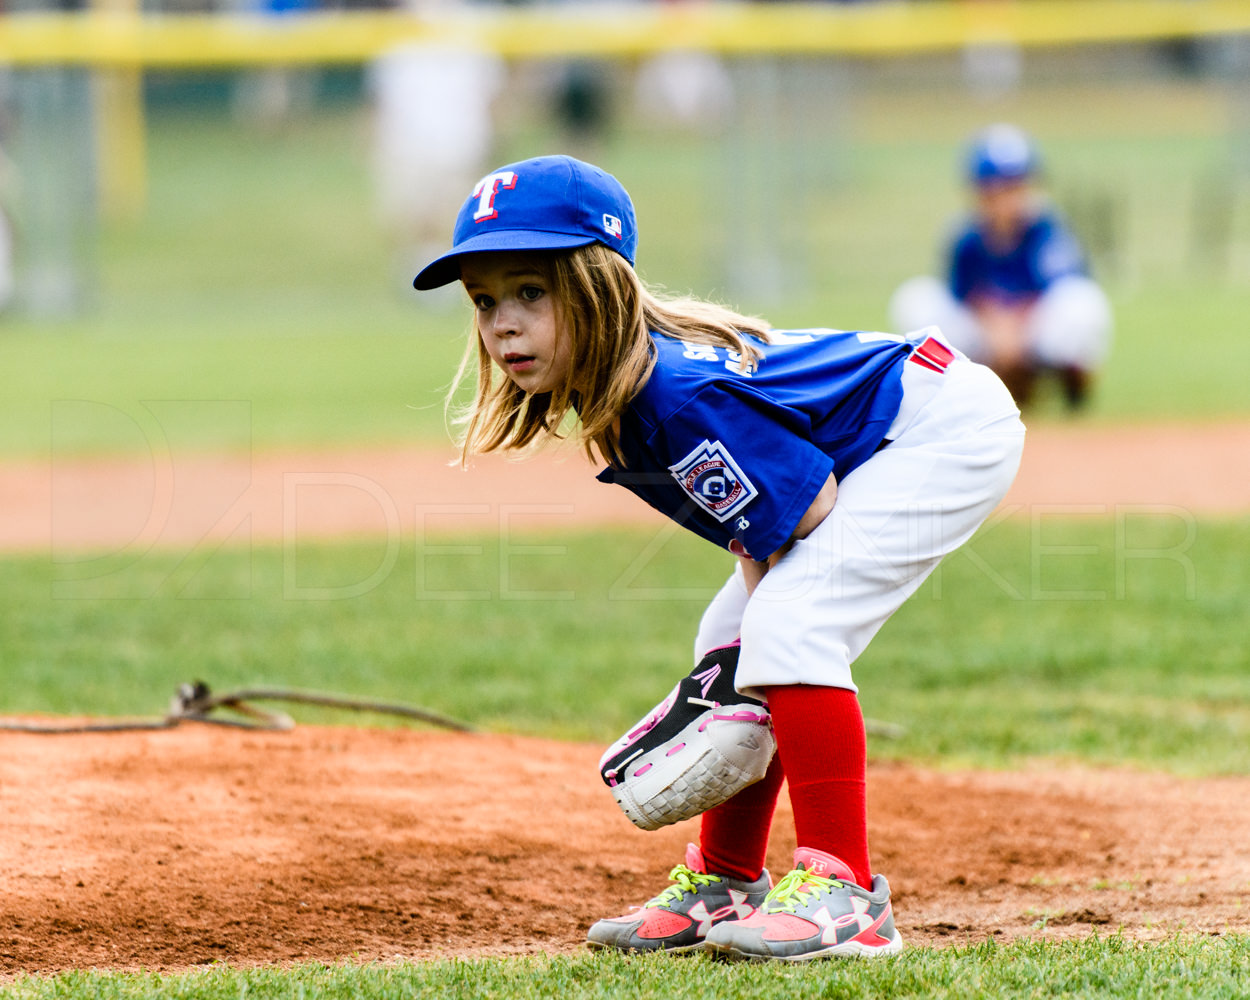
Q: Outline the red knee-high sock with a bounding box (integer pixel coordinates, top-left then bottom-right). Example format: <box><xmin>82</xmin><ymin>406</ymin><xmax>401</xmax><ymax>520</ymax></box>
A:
<box><xmin>765</xmin><ymin>684</ymin><xmax>872</xmax><ymax>889</ymax></box>
<box><xmin>699</xmin><ymin>754</ymin><xmax>784</xmax><ymax>882</ymax></box>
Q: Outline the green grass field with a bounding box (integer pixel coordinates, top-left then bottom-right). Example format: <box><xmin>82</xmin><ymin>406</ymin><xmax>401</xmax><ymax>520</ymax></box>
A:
<box><xmin>5</xmin><ymin>517</ymin><xmax>1248</xmax><ymax>772</ymax></box>
<box><xmin>5</xmin><ymin>936</ymin><xmax>1250</xmax><ymax>1000</ymax></box>
<box><xmin>3</xmin><ymin>60</ymin><xmax>1249</xmax><ymax>999</ymax></box>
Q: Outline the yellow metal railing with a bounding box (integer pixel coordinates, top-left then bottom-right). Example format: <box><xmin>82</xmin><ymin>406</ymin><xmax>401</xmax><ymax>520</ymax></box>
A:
<box><xmin>8</xmin><ymin>1</ymin><xmax>1246</xmax><ymax>222</ymax></box>
<box><xmin>1</xmin><ymin>0</ymin><xmax>1248</xmax><ymax>68</ymax></box>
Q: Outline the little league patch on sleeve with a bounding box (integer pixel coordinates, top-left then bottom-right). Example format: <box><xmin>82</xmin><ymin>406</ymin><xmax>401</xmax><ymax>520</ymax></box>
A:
<box><xmin>668</xmin><ymin>440</ymin><xmax>758</xmax><ymax>522</ymax></box>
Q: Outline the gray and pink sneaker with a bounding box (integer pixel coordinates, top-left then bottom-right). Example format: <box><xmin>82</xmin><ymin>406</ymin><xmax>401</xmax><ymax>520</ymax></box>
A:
<box><xmin>586</xmin><ymin>844</ymin><xmax>770</xmax><ymax>953</ymax></box>
<box><xmin>704</xmin><ymin>847</ymin><xmax>904</xmax><ymax>962</ymax></box>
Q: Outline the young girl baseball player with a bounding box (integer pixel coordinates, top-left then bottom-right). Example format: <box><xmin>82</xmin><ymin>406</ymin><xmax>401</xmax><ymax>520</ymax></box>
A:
<box><xmin>415</xmin><ymin>154</ymin><xmax>1025</xmax><ymax>962</ymax></box>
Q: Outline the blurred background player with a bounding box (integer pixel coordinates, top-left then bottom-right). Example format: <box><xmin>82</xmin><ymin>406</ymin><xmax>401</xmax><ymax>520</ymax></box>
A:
<box><xmin>889</xmin><ymin>124</ymin><xmax>1113</xmax><ymax>409</ymax></box>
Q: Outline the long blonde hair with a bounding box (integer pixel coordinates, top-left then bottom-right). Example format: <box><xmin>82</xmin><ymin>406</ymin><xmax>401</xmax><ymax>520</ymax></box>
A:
<box><xmin>447</xmin><ymin>244</ymin><xmax>772</xmax><ymax>467</ymax></box>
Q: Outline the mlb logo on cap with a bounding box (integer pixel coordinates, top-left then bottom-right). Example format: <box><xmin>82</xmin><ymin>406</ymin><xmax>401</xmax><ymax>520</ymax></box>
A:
<box><xmin>414</xmin><ymin>155</ymin><xmax>638</xmax><ymax>289</ymax></box>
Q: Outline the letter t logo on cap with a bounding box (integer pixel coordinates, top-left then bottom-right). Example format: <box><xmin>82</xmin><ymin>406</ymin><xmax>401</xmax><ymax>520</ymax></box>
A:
<box><xmin>472</xmin><ymin>171</ymin><xmax>518</xmax><ymax>223</ymax></box>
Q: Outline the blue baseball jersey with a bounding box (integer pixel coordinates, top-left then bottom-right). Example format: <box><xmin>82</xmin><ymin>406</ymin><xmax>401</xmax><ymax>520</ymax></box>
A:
<box><xmin>596</xmin><ymin>328</ymin><xmax>912</xmax><ymax>560</ymax></box>
<box><xmin>948</xmin><ymin>207</ymin><xmax>1086</xmax><ymax>306</ymax></box>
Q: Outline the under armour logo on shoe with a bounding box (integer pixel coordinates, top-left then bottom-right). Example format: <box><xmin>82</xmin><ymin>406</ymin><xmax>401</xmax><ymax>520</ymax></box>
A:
<box><xmin>708</xmin><ymin>889</ymin><xmax>755</xmax><ymax>926</ymax></box>
<box><xmin>813</xmin><ymin>897</ymin><xmax>893</xmax><ymax>946</ymax></box>
<box><xmin>687</xmin><ymin>890</ymin><xmax>754</xmax><ymax>937</ymax></box>
<box><xmin>687</xmin><ymin>890</ymin><xmax>755</xmax><ymax>936</ymax></box>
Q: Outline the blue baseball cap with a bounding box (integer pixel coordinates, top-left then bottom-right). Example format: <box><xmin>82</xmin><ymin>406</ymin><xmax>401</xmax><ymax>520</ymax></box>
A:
<box><xmin>966</xmin><ymin>124</ymin><xmax>1039</xmax><ymax>185</ymax></box>
<box><xmin>413</xmin><ymin>155</ymin><xmax>638</xmax><ymax>290</ymax></box>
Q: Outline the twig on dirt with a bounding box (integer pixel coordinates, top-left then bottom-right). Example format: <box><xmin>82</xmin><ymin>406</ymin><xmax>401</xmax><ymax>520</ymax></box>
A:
<box><xmin>0</xmin><ymin>681</ymin><xmax>475</xmax><ymax>735</ymax></box>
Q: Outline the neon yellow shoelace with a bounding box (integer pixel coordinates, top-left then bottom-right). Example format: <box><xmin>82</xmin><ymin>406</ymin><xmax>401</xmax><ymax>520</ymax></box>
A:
<box><xmin>761</xmin><ymin>866</ymin><xmax>843</xmax><ymax>914</ymax></box>
<box><xmin>646</xmin><ymin>864</ymin><xmax>721</xmax><ymax>908</ymax></box>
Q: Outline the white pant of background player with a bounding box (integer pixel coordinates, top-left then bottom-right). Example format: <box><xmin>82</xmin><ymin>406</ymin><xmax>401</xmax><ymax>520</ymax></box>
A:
<box><xmin>888</xmin><ymin>275</ymin><xmax>1112</xmax><ymax>372</ymax></box>
<box><xmin>694</xmin><ymin>342</ymin><xmax>1026</xmax><ymax>695</ymax></box>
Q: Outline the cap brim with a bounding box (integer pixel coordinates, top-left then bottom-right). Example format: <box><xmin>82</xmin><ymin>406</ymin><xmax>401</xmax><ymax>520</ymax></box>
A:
<box><xmin>974</xmin><ymin>166</ymin><xmax>1035</xmax><ymax>186</ymax></box>
<box><xmin>413</xmin><ymin>230</ymin><xmax>599</xmax><ymax>290</ymax></box>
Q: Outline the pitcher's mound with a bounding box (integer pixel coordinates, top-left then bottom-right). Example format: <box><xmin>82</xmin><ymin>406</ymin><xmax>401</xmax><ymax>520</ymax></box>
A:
<box><xmin>2</xmin><ymin>726</ymin><xmax>1247</xmax><ymax>972</ymax></box>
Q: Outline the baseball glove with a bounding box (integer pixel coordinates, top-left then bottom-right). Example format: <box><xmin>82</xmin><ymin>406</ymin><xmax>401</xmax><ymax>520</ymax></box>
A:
<box><xmin>598</xmin><ymin>641</ymin><xmax>776</xmax><ymax>831</ymax></box>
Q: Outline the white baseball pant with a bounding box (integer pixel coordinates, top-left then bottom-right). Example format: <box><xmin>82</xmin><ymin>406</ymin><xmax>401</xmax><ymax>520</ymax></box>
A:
<box><xmin>693</xmin><ymin>340</ymin><xmax>1026</xmax><ymax>696</ymax></box>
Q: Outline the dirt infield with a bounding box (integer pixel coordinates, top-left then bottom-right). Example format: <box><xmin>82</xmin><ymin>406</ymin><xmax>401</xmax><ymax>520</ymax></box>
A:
<box><xmin>1</xmin><ymin>726</ymin><xmax>1248</xmax><ymax>974</ymax></box>
<box><xmin>2</xmin><ymin>421</ymin><xmax>1249</xmax><ymax>974</ymax></box>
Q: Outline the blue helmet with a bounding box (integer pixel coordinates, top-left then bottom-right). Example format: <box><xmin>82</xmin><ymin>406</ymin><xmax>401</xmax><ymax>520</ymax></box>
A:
<box><xmin>966</xmin><ymin>124</ymin><xmax>1039</xmax><ymax>185</ymax></box>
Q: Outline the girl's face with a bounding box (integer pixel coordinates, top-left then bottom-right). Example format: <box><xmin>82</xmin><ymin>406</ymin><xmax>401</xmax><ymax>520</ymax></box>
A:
<box><xmin>461</xmin><ymin>252</ymin><xmax>571</xmax><ymax>394</ymax></box>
